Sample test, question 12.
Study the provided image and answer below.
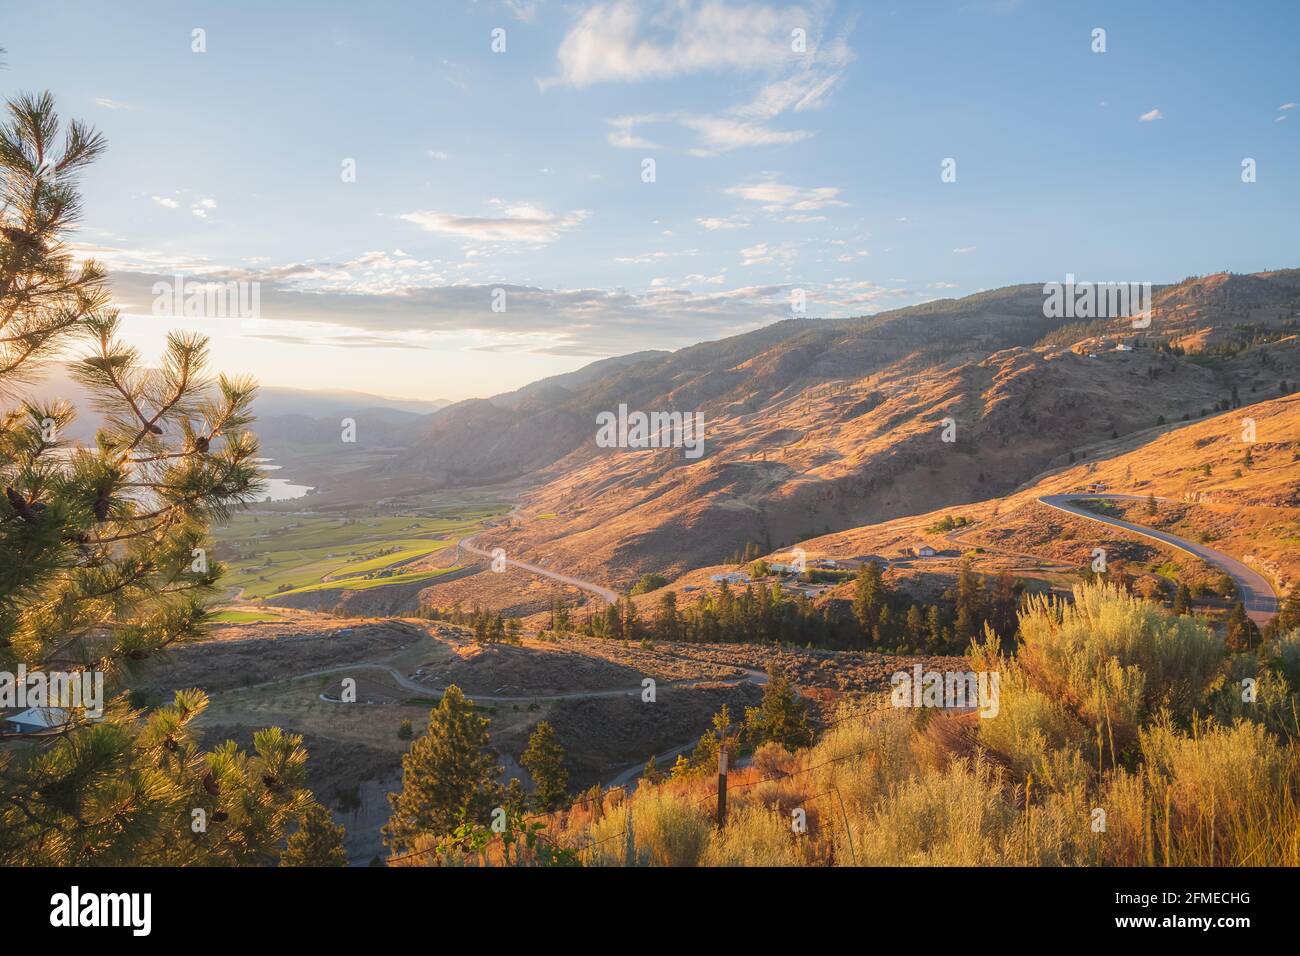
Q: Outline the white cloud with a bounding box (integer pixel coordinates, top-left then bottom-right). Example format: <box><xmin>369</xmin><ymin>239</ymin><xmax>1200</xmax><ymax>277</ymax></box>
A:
<box><xmin>1279</xmin><ymin>102</ymin><xmax>1297</xmax><ymax>110</ymax></box>
<box><xmin>400</xmin><ymin>199</ymin><xmax>588</xmax><ymax>243</ymax></box>
<box><xmin>740</xmin><ymin>241</ymin><xmax>797</xmax><ymax>266</ymax></box>
<box><xmin>1139</xmin><ymin>108</ymin><xmax>1163</xmax><ymax>122</ymax></box>
<box><xmin>542</xmin><ymin>0</ymin><xmax>795</xmax><ymax>89</ymax></box>
<box><xmin>697</xmin><ymin>216</ymin><xmax>749</xmax><ymax>230</ymax></box>
<box><xmin>567</xmin><ymin>3</ymin><xmax>856</xmax><ymax>156</ymax></box>
<box><xmin>427</xmin><ymin>149</ymin><xmax>450</xmax><ymax>160</ymax></box>
<box><xmin>680</xmin><ymin>115</ymin><xmax>811</xmax><ymax>155</ymax></box>
<box><xmin>503</xmin><ymin>0</ymin><xmax>541</xmax><ymax>22</ymax></box>
<box><xmin>191</xmin><ymin>198</ymin><xmax>217</xmax><ymax>219</ymax></box>
<box><xmin>726</xmin><ymin>177</ymin><xmax>847</xmax><ymax>212</ymax></box>
<box><xmin>151</xmin><ymin>196</ymin><xmax>179</xmax><ymax>209</ymax></box>
<box><xmin>93</xmin><ymin>96</ymin><xmax>136</xmax><ymax>110</ymax></box>
<box><xmin>606</xmin><ymin>116</ymin><xmax>662</xmax><ymax>149</ymax></box>
<box><xmin>952</xmin><ymin>246</ymin><xmax>976</xmax><ymax>254</ymax></box>
<box><xmin>613</xmin><ymin>249</ymin><xmax>700</xmax><ymax>264</ymax></box>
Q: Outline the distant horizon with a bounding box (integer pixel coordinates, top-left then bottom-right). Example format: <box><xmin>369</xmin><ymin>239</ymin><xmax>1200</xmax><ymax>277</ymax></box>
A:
<box><xmin>88</xmin><ymin>264</ymin><xmax>1299</xmax><ymax>405</ymax></box>
<box><xmin>7</xmin><ymin>0</ymin><xmax>1297</xmax><ymax>401</ymax></box>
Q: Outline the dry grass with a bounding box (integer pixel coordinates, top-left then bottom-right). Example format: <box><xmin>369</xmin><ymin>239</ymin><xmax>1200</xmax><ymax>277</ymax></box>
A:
<box><xmin>533</xmin><ymin>584</ymin><xmax>1300</xmax><ymax>867</ymax></box>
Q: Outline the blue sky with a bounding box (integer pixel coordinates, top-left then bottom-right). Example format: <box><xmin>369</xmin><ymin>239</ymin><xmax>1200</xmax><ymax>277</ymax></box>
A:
<box><xmin>4</xmin><ymin>0</ymin><xmax>1297</xmax><ymax>400</ymax></box>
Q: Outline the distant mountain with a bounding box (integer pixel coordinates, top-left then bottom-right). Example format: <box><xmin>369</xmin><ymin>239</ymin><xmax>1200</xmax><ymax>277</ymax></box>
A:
<box><xmin>253</xmin><ymin>387</ymin><xmax>450</xmax><ymax>419</ymax></box>
<box><xmin>10</xmin><ymin>372</ymin><xmax>450</xmax><ymax>446</ymax></box>
<box><xmin>395</xmin><ymin>271</ymin><xmax>1300</xmax><ymax>587</ymax></box>
<box><xmin>489</xmin><ymin>350</ymin><xmax>668</xmax><ymax>410</ymax></box>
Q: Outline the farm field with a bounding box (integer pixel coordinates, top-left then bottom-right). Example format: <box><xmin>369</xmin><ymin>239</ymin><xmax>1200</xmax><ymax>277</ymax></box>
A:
<box><xmin>212</xmin><ymin>503</ymin><xmax>507</xmax><ymax>601</ymax></box>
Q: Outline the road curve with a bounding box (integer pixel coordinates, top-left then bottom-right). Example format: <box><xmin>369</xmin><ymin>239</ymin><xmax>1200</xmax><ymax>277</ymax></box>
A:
<box><xmin>456</xmin><ymin>530</ymin><xmax>620</xmax><ymax>604</ymax></box>
<box><xmin>1038</xmin><ymin>493</ymin><xmax>1278</xmax><ymax>626</ymax></box>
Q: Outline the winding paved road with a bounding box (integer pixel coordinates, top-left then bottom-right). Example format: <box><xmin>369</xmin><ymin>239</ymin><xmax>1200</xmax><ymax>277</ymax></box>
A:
<box><xmin>457</xmin><ymin>525</ymin><xmax>620</xmax><ymax>605</ymax></box>
<box><xmin>1038</xmin><ymin>493</ymin><xmax>1278</xmax><ymax>626</ymax></box>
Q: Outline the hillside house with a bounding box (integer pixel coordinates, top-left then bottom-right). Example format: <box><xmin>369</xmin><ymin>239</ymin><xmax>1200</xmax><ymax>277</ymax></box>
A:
<box><xmin>914</xmin><ymin>544</ymin><xmax>937</xmax><ymax>558</ymax></box>
<box><xmin>2</xmin><ymin>707</ymin><xmax>69</xmax><ymax>735</ymax></box>
<box><xmin>710</xmin><ymin>571</ymin><xmax>750</xmax><ymax>585</ymax></box>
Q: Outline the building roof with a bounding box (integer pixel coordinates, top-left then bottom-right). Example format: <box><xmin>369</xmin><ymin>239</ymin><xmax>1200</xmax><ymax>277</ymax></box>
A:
<box><xmin>4</xmin><ymin>707</ymin><xmax>69</xmax><ymax>730</ymax></box>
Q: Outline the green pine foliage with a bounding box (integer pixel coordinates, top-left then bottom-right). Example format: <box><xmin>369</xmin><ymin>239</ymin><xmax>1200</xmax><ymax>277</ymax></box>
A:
<box><xmin>520</xmin><ymin>720</ymin><xmax>569</xmax><ymax>811</ymax></box>
<box><xmin>0</xmin><ymin>92</ymin><xmax>328</xmax><ymax>866</ymax></box>
<box><xmin>281</xmin><ymin>801</ymin><xmax>348</xmax><ymax>867</ymax></box>
<box><xmin>383</xmin><ymin>684</ymin><xmax>501</xmax><ymax>855</ymax></box>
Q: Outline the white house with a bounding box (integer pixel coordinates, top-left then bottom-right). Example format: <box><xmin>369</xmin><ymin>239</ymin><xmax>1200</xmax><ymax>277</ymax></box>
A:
<box><xmin>709</xmin><ymin>571</ymin><xmax>750</xmax><ymax>585</ymax></box>
<box><xmin>2</xmin><ymin>707</ymin><xmax>69</xmax><ymax>735</ymax></box>
<box><xmin>914</xmin><ymin>544</ymin><xmax>937</xmax><ymax>558</ymax></box>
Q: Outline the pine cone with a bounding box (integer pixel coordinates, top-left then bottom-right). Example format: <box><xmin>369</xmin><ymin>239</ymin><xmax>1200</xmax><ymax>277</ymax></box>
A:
<box><xmin>92</xmin><ymin>481</ymin><xmax>112</xmax><ymax>522</ymax></box>
<box><xmin>5</xmin><ymin>486</ymin><xmax>45</xmax><ymax>524</ymax></box>
<box><xmin>194</xmin><ymin>436</ymin><xmax>210</xmax><ymax>453</ymax></box>
<box><xmin>202</xmin><ymin>772</ymin><xmax>220</xmax><ymax>796</ymax></box>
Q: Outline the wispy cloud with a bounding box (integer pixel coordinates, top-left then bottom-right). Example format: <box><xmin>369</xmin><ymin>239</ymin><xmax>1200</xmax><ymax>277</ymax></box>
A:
<box><xmin>725</xmin><ymin>177</ymin><xmax>847</xmax><ymax>212</ymax></box>
<box><xmin>399</xmin><ymin>199</ymin><xmax>588</xmax><ymax>243</ymax></box>
<box><xmin>541</xmin><ymin>0</ymin><xmax>796</xmax><ymax>89</ymax></box>
<box><xmin>1139</xmin><ymin>108</ymin><xmax>1163</xmax><ymax>122</ymax></box>
<box><xmin>697</xmin><ymin>216</ymin><xmax>749</xmax><ymax>230</ymax></box>
<box><xmin>555</xmin><ymin>1</ymin><xmax>855</xmax><ymax>156</ymax></box>
<box><xmin>93</xmin><ymin>96</ymin><xmax>136</xmax><ymax>110</ymax></box>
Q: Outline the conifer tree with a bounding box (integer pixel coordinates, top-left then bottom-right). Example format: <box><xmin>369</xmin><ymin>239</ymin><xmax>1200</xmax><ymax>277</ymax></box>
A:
<box><xmin>1225</xmin><ymin>602</ymin><xmax>1259</xmax><ymax>652</ymax></box>
<box><xmin>743</xmin><ymin>672</ymin><xmax>812</xmax><ymax>750</ymax></box>
<box><xmin>281</xmin><ymin>801</ymin><xmax>348</xmax><ymax>867</ymax></box>
<box><xmin>0</xmin><ymin>92</ymin><xmax>318</xmax><ymax>866</ymax></box>
<box><xmin>520</xmin><ymin>720</ymin><xmax>568</xmax><ymax>811</ymax></box>
<box><xmin>656</xmin><ymin>588</ymin><xmax>680</xmax><ymax>642</ymax></box>
<box><xmin>383</xmin><ymin>684</ymin><xmax>501</xmax><ymax>855</ymax></box>
<box><xmin>852</xmin><ymin>561</ymin><xmax>884</xmax><ymax>638</ymax></box>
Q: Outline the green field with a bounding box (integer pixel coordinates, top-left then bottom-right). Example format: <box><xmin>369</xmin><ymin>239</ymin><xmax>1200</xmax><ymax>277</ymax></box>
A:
<box><xmin>213</xmin><ymin>505</ymin><xmax>504</xmax><ymax>601</ymax></box>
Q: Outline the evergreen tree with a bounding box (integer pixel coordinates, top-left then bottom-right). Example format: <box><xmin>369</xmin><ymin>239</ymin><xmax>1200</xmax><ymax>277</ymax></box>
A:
<box><xmin>905</xmin><ymin>604</ymin><xmax>925</xmax><ymax>645</ymax></box>
<box><xmin>550</xmin><ymin>597</ymin><xmax>571</xmax><ymax>633</ymax></box>
<box><xmin>520</xmin><ymin>721</ymin><xmax>568</xmax><ymax>812</ymax></box>
<box><xmin>384</xmin><ymin>685</ymin><xmax>501</xmax><ymax>854</ymax></box>
<box><xmin>926</xmin><ymin>604</ymin><xmax>943</xmax><ymax>650</ymax></box>
<box><xmin>0</xmin><ymin>93</ymin><xmax>315</xmax><ymax>866</ymax></box>
<box><xmin>1225</xmin><ymin>602</ymin><xmax>1260</xmax><ymax>652</ymax></box>
<box><xmin>852</xmin><ymin>561</ymin><xmax>884</xmax><ymax>638</ymax></box>
<box><xmin>619</xmin><ymin>595</ymin><xmax>640</xmax><ymax>641</ymax></box>
<box><xmin>743</xmin><ymin>672</ymin><xmax>812</xmax><ymax>750</ymax></box>
<box><xmin>1172</xmin><ymin>583</ymin><xmax>1192</xmax><ymax>615</ymax></box>
<box><xmin>1276</xmin><ymin>587</ymin><xmax>1300</xmax><ymax>633</ymax></box>
<box><xmin>656</xmin><ymin>589</ymin><xmax>681</xmax><ymax>642</ymax></box>
<box><xmin>281</xmin><ymin>801</ymin><xmax>348</xmax><ymax>867</ymax></box>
